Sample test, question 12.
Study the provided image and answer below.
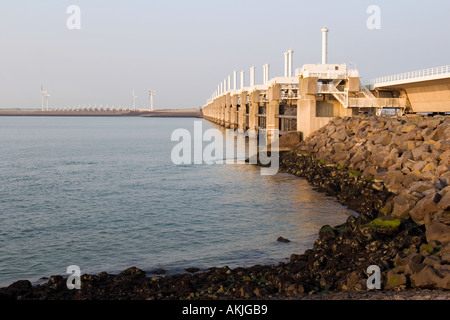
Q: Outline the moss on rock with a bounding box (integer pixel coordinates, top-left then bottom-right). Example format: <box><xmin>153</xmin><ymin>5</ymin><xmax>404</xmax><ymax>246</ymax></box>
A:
<box><xmin>364</xmin><ymin>218</ymin><xmax>402</xmax><ymax>229</ymax></box>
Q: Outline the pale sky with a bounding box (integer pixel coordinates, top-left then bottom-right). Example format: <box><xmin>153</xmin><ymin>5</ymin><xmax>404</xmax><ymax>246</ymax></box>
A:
<box><xmin>0</xmin><ymin>0</ymin><xmax>449</xmax><ymax>109</ymax></box>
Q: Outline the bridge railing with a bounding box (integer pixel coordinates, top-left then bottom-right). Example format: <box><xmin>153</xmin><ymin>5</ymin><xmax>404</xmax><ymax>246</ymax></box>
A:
<box><xmin>368</xmin><ymin>65</ymin><xmax>450</xmax><ymax>85</ymax></box>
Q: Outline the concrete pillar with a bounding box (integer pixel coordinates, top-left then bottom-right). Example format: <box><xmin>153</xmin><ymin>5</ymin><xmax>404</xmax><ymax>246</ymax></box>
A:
<box><xmin>284</xmin><ymin>52</ymin><xmax>289</xmax><ymax>77</ymax></box>
<box><xmin>288</xmin><ymin>49</ymin><xmax>293</xmax><ymax>77</ymax></box>
<box><xmin>224</xmin><ymin>93</ymin><xmax>231</xmax><ymax>128</ymax></box>
<box><xmin>267</xmin><ymin>84</ymin><xmax>280</xmax><ymax>131</ymax></box>
<box><xmin>240</xmin><ymin>71</ymin><xmax>245</xmax><ymax>89</ymax></box>
<box><xmin>263</xmin><ymin>64</ymin><xmax>269</xmax><ymax>86</ymax></box>
<box><xmin>249</xmin><ymin>90</ymin><xmax>259</xmax><ymax>131</ymax></box>
<box><xmin>250</xmin><ymin>67</ymin><xmax>255</xmax><ymax>88</ymax></box>
<box><xmin>297</xmin><ymin>77</ymin><xmax>318</xmax><ymax>138</ymax></box>
<box><xmin>233</xmin><ymin>70</ymin><xmax>237</xmax><ymax>90</ymax></box>
<box><xmin>238</xmin><ymin>91</ymin><xmax>247</xmax><ymax>130</ymax></box>
<box><xmin>297</xmin><ymin>98</ymin><xmax>316</xmax><ymax>138</ymax></box>
<box><xmin>216</xmin><ymin>99</ymin><xmax>220</xmax><ymax>123</ymax></box>
<box><xmin>230</xmin><ymin>94</ymin><xmax>238</xmax><ymax>129</ymax></box>
<box><xmin>220</xmin><ymin>95</ymin><xmax>226</xmax><ymax>126</ymax></box>
<box><xmin>321</xmin><ymin>27</ymin><xmax>328</xmax><ymax>64</ymax></box>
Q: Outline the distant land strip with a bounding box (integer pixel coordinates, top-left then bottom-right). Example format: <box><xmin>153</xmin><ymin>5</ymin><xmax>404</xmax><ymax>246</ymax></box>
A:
<box><xmin>0</xmin><ymin>108</ymin><xmax>203</xmax><ymax>118</ymax></box>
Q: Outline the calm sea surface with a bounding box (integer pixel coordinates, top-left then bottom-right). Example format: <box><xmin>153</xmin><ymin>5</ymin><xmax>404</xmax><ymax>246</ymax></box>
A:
<box><xmin>0</xmin><ymin>117</ymin><xmax>355</xmax><ymax>287</ymax></box>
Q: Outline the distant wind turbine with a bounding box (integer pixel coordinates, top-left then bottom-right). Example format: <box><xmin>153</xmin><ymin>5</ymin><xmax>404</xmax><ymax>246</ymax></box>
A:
<box><xmin>149</xmin><ymin>88</ymin><xmax>155</xmax><ymax>111</ymax></box>
<box><xmin>46</xmin><ymin>92</ymin><xmax>50</xmax><ymax>111</ymax></box>
<box><xmin>40</xmin><ymin>85</ymin><xmax>47</xmax><ymax>111</ymax></box>
<box><xmin>132</xmin><ymin>90</ymin><xmax>137</xmax><ymax>111</ymax></box>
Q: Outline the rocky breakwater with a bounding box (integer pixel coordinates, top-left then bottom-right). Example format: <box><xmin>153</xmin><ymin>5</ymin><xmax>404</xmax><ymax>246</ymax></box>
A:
<box><xmin>280</xmin><ymin>114</ymin><xmax>450</xmax><ymax>291</ymax></box>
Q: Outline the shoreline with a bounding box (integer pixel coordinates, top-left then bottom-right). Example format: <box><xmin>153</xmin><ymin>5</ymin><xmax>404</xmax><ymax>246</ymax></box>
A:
<box><xmin>1</xmin><ymin>114</ymin><xmax>449</xmax><ymax>300</ymax></box>
<box><xmin>0</xmin><ymin>108</ymin><xmax>203</xmax><ymax>118</ymax></box>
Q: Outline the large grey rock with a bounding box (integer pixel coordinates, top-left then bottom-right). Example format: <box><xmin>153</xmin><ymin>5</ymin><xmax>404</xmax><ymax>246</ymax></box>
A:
<box><xmin>439</xmin><ymin>150</ymin><xmax>450</xmax><ymax>162</ymax></box>
<box><xmin>425</xmin><ymin>124</ymin><xmax>446</xmax><ymax>141</ymax></box>
<box><xmin>438</xmin><ymin>191</ymin><xmax>450</xmax><ymax>210</ymax></box>
<box><xmin>374</xmin><ymin>133</ymin><xmax>391</xmax><ymax>146</ymax></box>
<box><xmin>426</xmin><ymin>220</ymin><xmax>450</xmax><ymax>243</ymax></box>
<box><xmin>410</xmin><ymin>192</ymin><xmax>441</xmax><ymax>224</ymax></box>
<box><xmin>391</xmin><ymin>193</ymin><xmax>417</xmax><ymax>219</ymax></box>
<box><xmin>278</xmin><ymin>131</ymin><xmax>302</xmax><ymax>151</ymax></box>
<box><xmin>384</xmin><ymin>170</ymin><xmax>405</xmax><ymax>193</ymax></box>
<box><xmin>385</xmin><ymin>270</ymin><xmax>407</xmax><ymax>290</ymax></box>
<box><xmin>410</xmin><ymin>266</ymin><xmax>442</xmax><ymax>289</ymax></box>
<box><xmin>409</xmin><ymin>181</ymin><xmax>436</xmax><ymax>194</ymax></box>
<box><xmin>402</xmin><ymin>171</ymin><xmax>422</xmax><ymax>188</ymax></box>
<box><xmin>418</xmin><ymin>118</ymin><xmax>442</xmax><ymax>130</ymax></box>
<box><xmin>412</xmin><ymin>160</ymin><xmax>427</xmax><ymax>172</ymax></box>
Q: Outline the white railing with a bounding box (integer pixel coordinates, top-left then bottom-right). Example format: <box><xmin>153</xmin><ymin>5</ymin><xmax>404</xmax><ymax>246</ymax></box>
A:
<box><xmin>368</xmin><ymin>65</ymin><xmax>450</xmax><ymax>85</ymax></box>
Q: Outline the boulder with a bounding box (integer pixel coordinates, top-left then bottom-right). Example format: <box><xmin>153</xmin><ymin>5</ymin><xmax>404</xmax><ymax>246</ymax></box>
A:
<box><xmin>423</xmin><ymin>255</ymin><xmax>441</xmax><ymax>269</ymax></box>
<box><xmin>278</xmin><ymin>131</ymin><xmax>302</xmax><ymax>151</ymax></box>
<box><xmin>333</xmin><ymin>142</ymin><xmax>347</xmax><ymax>153</ymax></box>
<box><xmin>375</xmin><ymin>133</ymin><xmax>391</xmax><ymax>146</ymax></box>
<box><xmin>412</xmin><ymin>145</ymin><xmax>429</xmax><ymax>161</ymax></box>
<box><xmin>412</xmin><ymin>160</ymin><xmax>427</xmax><ymax>172</ymax></box>
<box><xmin>410</xmin><ymin>192</ymin><xmax>441</xmax><ymax>224</ymax></box>
<box><xmin>438</xmin><ymin>274</ymin><xmax>450</xmax><ymax>290</ymax></box>
<box><xmin>277</xmin><ymin>236</ymin><xmax>291</xmax><ymax>243</ymax></box>
<box><xmin>422</xmin><ymin>162</ymin><xmax>437</xmax><ymax>173</ymax></box>
<box><xmin>439</xmin><ymin>150</ymin><xmax>450</xmax><ymax>162</ymax></box>
<box><xmin>349</xmin><ymin>149</ymin><xmax>371</xmax><ymax>169</ymax></box>
<box><xmin>401</xmin><ymin>124</ymin><xmax>416</xmax><ymax>133</ymax></box>
<box><xmin>410</xmin><ymin>266</ymin><xmax>441</xmax><ymax>289</ymax></box>
<box><xmin>436</xmin><ymin>164</ymin><xmax>449</xmax><ymax>176</ymax></box>
<box><xmin>405</xmin><ymin>262</ymin><xmax>426</xmax><ymax>275</ymax></box>
<box><xmin>391</xmin><ymin>193</ymin><xmax>417</xmax><ymax>219</ymax></box>
<box><xmin>394</xmin><ymin>252</ymin><xmax>423</xmax><ymax>267</ymax></box>
<box><xmin>417</xmin><ymin>118</ymin><xmax>442</xmax><ymax>129</ymax></box>
<box><xmin>409</xmin><ymin>181</ymin><xmax>436</xmax><ymax>194</ymax></box>
<box><xmin>330</xmin><ymin>151</ymin><xmax>350</xmax><ymax>163</ymax></box>
<box><xmin>385</xmin><ymin>270</ymin><xmax>407</xmax><ymax>290</ymax></box>
<box><xmin>402</xmin><ymin>171</ymin><xmax>422</xmax><ymax>188</ymax></box>
<box><xmin>440</xmin><ymin>140</ymin><xmax>450</xmax><ymax>151</ymax></box>
<box><xmin>399</xmin><ymin>149</ymin><xmax>413</xmax><ymax>165</ymax></box>
<box><xmin>384</xmin><ymin>170</ymin><xmax>405</xmax><ymax>193</ymax></box>
<box><xmin>441</xmin><ymin>242</ymin><xmax>450</xmax><ymax>255</ymax></box>
<box><xmin>426</xmin><ymin>220</ymin><xmax>450</xmax><ymax>243</ymax></box>
<box><xmin>438</xmin><ymin>191</ymin><xmax>450</xmax><ymax>210</ymax></box>
<box><xmin>425</xmin><ymin>124</ymin><xmax>446</xmax><ymax>141</ymax></box>
<box><xmin>442</xmin><ymin>253</ymin><xmax>450</xmax><ymax>264</ymax></box>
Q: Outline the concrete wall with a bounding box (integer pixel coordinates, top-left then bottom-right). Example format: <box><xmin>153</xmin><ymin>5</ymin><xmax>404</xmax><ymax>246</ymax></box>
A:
<box><xmin>405</xmin><ymin>80</ymin><xmax>450</xmax><ymax>112</ymax></box>
<box><xmin>377</xmin><ymin>78</ymin><xmax>450</xmax><ymax>113</ymax></box>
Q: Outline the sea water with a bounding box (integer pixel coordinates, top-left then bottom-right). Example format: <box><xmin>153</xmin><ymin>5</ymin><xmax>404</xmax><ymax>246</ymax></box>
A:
<box><xmin>0</xmin><ymin>116</ymin><xmax>355</xmax><ymax>287</ymax></box>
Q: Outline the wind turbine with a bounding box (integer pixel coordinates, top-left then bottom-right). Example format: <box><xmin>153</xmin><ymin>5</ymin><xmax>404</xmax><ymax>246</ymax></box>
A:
<box><xmin>149</xmin><ymin>88</ymin><xmax>155</xmax><ymax>111</ymax></box>
<box><xmin>40</xmin><ymin>85</ymin><xmax>47</xmax><ymax>111</ymax></box>
<box><xmin>132</xmin><ymin>90</ymin><xmax>137</xmax><ymax>111</ymax></box>
<box><xmin>46</xmin><ymin>92</ymin><xmax>50</xmax><ymax>111</ymax></box>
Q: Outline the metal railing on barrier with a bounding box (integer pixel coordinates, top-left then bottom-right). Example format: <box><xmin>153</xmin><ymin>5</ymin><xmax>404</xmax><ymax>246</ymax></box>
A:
<box><xmin>368</xmin><ymin>65</ymin><xmax>450</xmax><ymax>85</ymax></box>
